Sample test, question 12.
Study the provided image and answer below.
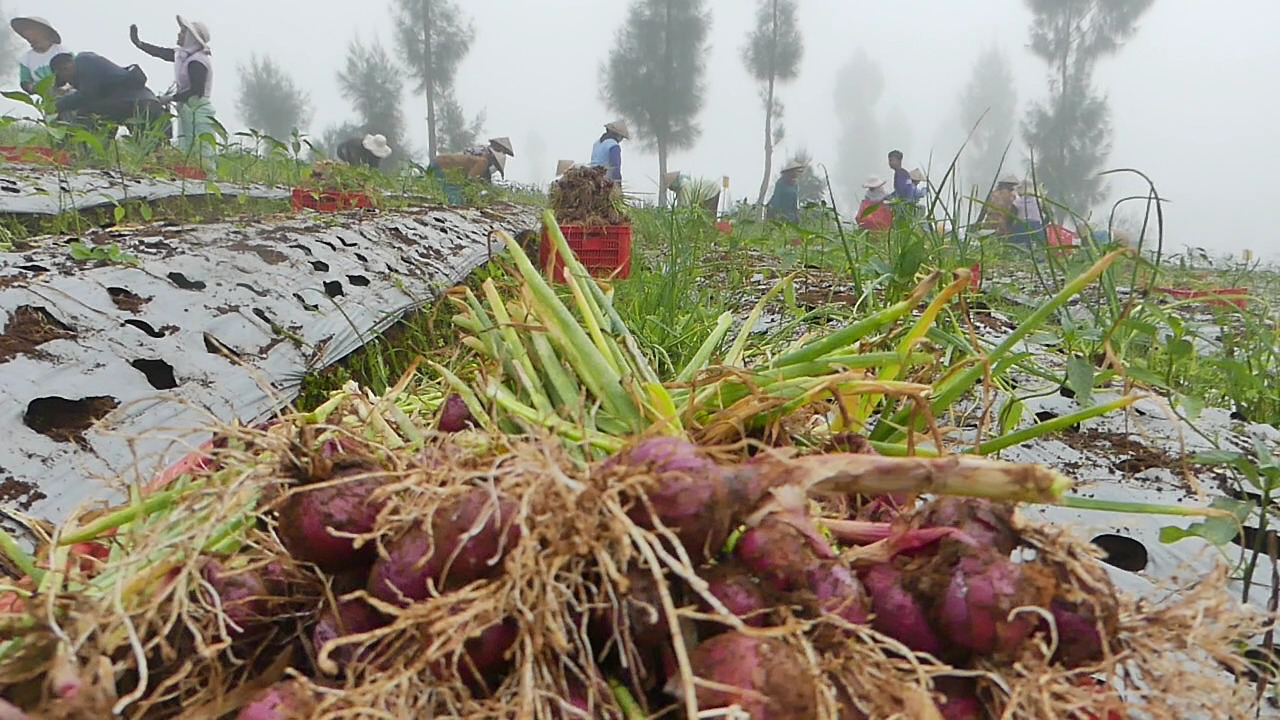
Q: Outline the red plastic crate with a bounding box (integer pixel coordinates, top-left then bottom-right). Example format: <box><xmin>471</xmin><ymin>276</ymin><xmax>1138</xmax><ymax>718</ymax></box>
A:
<box><xmin>172</xmin><ymin>164</ymin><xmax>207</xmax><ymax>180</ymax></box>
<box><xmin>0</xmin><ymin>145</ymin><xmax>69</xmax><ymax>165</ymax></box>
<box><xmin>1155</xmin><ymin>287</ymin><xmax>1249</xmax><ymax>310</ymax></box>
<box><xmin>291</xmin><ymin>188</ymin><xmax>373</xmax><ymax>213</ymax></box>
<box><xmin>539</xmin><ymin>225</ymin><xmax>632</xmax><ymax>282</ymax></box>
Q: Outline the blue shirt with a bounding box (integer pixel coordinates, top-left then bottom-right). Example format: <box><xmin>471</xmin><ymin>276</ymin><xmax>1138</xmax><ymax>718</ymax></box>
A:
<box><xmin>590</xmin><ymin>138</ymin><xmax>622</xmax><ymax>181</ymax></box>
<box><xmin>892</xmin><ymin>167</ymin><xmax>915</xmax><ymax>201</ymax></box>
<box><xmin>56</xmin><ymin>52</ymin><xmax>149</xmax><ymax>113</ymax></box>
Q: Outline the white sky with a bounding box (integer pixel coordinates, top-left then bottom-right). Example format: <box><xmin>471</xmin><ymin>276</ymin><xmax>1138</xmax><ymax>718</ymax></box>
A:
<box><xmin>5</xmin><ymin>0</ymin><xmax>1278</xmax><ymax>255</ymax></box>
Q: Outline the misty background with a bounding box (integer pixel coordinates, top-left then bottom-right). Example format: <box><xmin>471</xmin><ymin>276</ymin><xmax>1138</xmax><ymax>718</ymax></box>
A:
<box><xmin>1</xmin><ymin>0</ymin><xmax>1275</xmax><ymax>255</ymax></box>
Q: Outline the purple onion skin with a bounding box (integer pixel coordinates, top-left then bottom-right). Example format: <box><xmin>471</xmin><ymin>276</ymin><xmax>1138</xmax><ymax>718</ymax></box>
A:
<box><xmin>736</xmin><ymin>515</ymin><xmax>834</xmax><ymax>592</ymax></box>
<box><xmin>914</xmin><ymin>498</ymin><xmax>1018</xmax><ymax>555</ymax></box>
<box><xmin>860</xmin><ymin>564</ymin><xmax>944</xmax><ymax>656</ymax></box>
<box><xmin>1049</xmin><ymin>599</ymin><xmax>1105</xmax><ymax>667</ymax></box>
<box><xmin>312</xmin><ymin>598</ymin><xmax>388</xmax><ymax>672</ymax></box>
<box><xmin>700</xmin><ymin>561</ymin><xmax>772</xmax><ymax>630</ymax></box>
<box><xmin>236</xmin><ymin>681</ymin><xmax>311</xmax><ymax>720</ymax></box>
<box><xmin>616</xmin><ymin>438</ymin><xmax>735</xmax><ymax>562</ymax></box>
<box><xmin>202</xmin><ymin>561</ymin><xmax>270</xmax><ymax>637</ymax></box>
<box><xmin>938</xmin><ymin>694</ymin><xmax>983</xmax><ymax>720</ymax></box>
<box><xmin>367</xmin><ymin>489</ymin><xmax>520</xmax><ymax>605</ymax></box>
<box><xmin>936</xmin><ymin>552</ymin><xmax>1039</xmax><ymax>658</ymax></box>
<box><xmin>437</xmin><ymin>394</ymin><xmax>474</xmax><ymax>433</ymax></box>
<box><xmin>689</xmin><ymin>632</ymin><xmax>817</xmax><ymax>720</ymax></box>
<box><xmin>279</xmin><ymin>476</ymin><xmax>385</xmax><ymax>572</ymax></box>
<box><xmin>464</xmin><ymin>619</ymin><xmax>519</xmax><ymax>676</ymax></box>
<box><xmin>806</xmin><ymin>561</ymin><xmax>870</xmax><ymax>627</ymax></box>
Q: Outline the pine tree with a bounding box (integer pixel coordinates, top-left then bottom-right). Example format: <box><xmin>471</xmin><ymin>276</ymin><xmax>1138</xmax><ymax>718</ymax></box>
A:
<box><xmin>602</xmin><ymin>0</ymin><xmax>712</xmax><ymax>207</ymax></box>
<box><xmin>1022</xmin><ymin>0</ymin><xmax>1154</xmax><ymax>210</ymax></box>
<box><xmin>236</xmin><ymin>55</ymin><xmax>312</xmax><ymax>142</ymax></box>
<box><xmin>743</xmin><ymin>0</ymin><xmax>804</xmax><ymax>211</ymax></box>
<box><xmin>957</xmin><ymin>45</ymin><xmax>1017</xmax><ymax>191</ymax></box>
<box><xmin>336</xmin><ymin>37</ymin><xmax>406</xmax><ymax>151</ymax></box>
<box><xmin>394</xmin><ymin>0</ymin><xmax>475</xmax><ymax>159</ymax></box>
<box><xmin>436</xmin><ymin>90</ymin><xmax>485</xmax><ymax>153</ymax></box>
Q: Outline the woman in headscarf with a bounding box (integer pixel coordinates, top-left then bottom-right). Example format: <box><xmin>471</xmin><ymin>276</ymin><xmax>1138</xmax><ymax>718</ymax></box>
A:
<box><xmin>129</xmin><ymin>16</ymin><xmax>215</xmax><ymax>166</ymax></box>
<box><xmin>10</xmin><ymin>16</ymin><xmax>67</xmax><ymax>94</ymax></box>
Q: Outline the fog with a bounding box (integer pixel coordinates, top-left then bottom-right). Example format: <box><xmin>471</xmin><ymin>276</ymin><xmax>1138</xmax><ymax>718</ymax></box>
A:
<box><xmin>5</xmin><ymin>0</ymin><xmax>1277</xmax><ymax>255</ymax></box>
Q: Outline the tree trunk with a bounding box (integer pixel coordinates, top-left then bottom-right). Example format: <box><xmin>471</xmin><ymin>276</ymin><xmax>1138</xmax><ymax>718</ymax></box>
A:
<box><xmin>658</xmin><ymin>138</ymin><xmax>669</xmax><ymax>209</ymax></box>
<box><xmin>755</xmin><ymin>75</ymin><xmax>776</xmax><ymax>215</ymax></box>
<box><xmin>424</xmin><ymin>0</ymin><xmax>438</xmax><ymax>158</ymax></box>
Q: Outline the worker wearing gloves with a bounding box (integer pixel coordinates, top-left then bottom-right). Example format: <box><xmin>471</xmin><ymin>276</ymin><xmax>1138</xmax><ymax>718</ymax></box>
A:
<box><xmin>10</xmin><ymin>16</ymin><xmax>67</xmax><ymax>94</ymax></box>
<box><xmin>129</xmin><ymin>16</ymin><xmax>216</xmax><ymax>165</ymax></box>
<box><xmin>589</xmin><ymin>120</ymin><xmax>628</xmax><ymax>183</ymax></box>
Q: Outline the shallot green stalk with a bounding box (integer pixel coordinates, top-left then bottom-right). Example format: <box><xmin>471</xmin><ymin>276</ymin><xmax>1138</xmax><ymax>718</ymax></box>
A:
<box><xmin>609</xmin><ymin>678</ymin><xmax>645</xmax><ymax>720</ymax></box>
<box><xmin>498</xmin><ymin>229</ymin><xmax>643</xmax><ymax>431</ymax></box>
<box><xmin>0</xmin><ymin>525</ymin><xmax>41</xmax><ymax>583</ymax></box>
<box><xmin>971</xmin><ymin>395</ymin><xmax>1139</xmax><ymax>455</ymax></box>
<box><xmin>875</xmin><ymin>249</ymin><xmax>1128</xmax><ymax>442</ymax></box>
<box><xmin>676</xmin><ymin>312</ymin><xmax>733</xmax><ymax>383</ymax></box>
<box><xmin>60</xmin><ymin>479</ymin><xmax>205</xmax><ymax>545</ymax></box>
<box><xmin>771</xmin><ymin>271</ymin><xmax>939</xmax><ymax>368</ymax></box>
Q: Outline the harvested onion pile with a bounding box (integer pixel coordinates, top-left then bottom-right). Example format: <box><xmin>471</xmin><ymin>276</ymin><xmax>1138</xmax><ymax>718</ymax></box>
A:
<box><xmin>0</xmin><ymin>399</ymin><xmax>1263</xmax><ymax>720</ymax></box>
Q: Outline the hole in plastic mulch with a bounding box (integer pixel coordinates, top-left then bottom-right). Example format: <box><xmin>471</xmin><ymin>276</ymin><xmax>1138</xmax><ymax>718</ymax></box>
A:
<box><xmin>1090</xmin><ymin>533</ymin><xmax>1149</xmax><ymax>573</ymax></box>
<box><xmin>130</xmin><ymin>358</ymin><xmax>179</xmax><ymax>390</ymax></box>
<box><xmin>24</xmin><ymin>396</ymin><xmax>119</xmax><ymax>447</ymax></box>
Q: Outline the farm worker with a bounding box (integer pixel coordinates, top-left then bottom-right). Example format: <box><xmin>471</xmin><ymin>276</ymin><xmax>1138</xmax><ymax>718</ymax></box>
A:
<box><xmin>977</xmin><ymin>174</ymin><xmax>1019</xmax><ymax>237</ymax></box>
<box><xmin>467</xmin><ymin>137</ymin><xmax>515</xmax><ymax>160</ymax></box>
<box><xmin>765</xmin><ymin>160</ymin><xmax>806</xmax><ymax>224</ymax></box>
<box><xmin>10</xmin><ymin>17</ymin><xmax>67</xmax><ymax>94</ymax></box>
<box><xmin>662</xmin><ymin>170</ymin><xmax>686</xmax><ymax>198</ymax></box>
<box><xmin>887</xmin><ymin>150</ymin><xmax>917</xmax><ymax>202</ymax></box>
<box><xmin>432</xmin><ymin>146</ymin><xmax>506</xmax><ymax>182</ymax></box>
<box><xmin>909</xmin><ymin>168</ymin><xmax>928</xmax><ymax>202</ymax></box>
<box><xmin>590</xmin><ymin>120</ymin><xmax>628</xmax><ymax>182</ymax></box>
<box><xmin>337</xmin><ymin>134</ymin><xmax>393</xmax><ymax>169</ymax></box>
<box><xmin>857</xmin><ymin>176</ymin><xmax>893</xmax><ymax>232</ymax></box>
<box><xmin>429</xmin><ymin>147</ymin><xmax>506</xmax><ymax>205</ymax></box>
<box><xmin>50</xmin><ymin>52</ymin><xmax>165</xmax><ymax>131</ymax></box>
<box><xmin>129</xmin><ymin>17</ymin><xmax>216</xmax><ymax>165</ymax></box>
<box><xmin>1010</xmin><ymin>179</ymin><xmax>1045</xmax><ymax>247</ymax></box>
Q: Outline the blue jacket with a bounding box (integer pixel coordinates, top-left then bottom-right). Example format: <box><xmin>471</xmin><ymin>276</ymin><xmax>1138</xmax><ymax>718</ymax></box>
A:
<box><xmin>56</xmin><ymin>52</ymin><xmax>152</xmax><ymax>113</ymax></box>
<box><xmin>590</xmin><ymin>137</ymin><xmax>622</xmax><ymax>181</ymax></box>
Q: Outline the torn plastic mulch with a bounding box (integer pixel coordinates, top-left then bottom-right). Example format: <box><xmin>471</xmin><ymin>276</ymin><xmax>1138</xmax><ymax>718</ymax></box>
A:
<box><xmin>0</xmin><ymin>164</ymin><xmax>292</xmax><ymax>215</ymax></box>
<box><xmin>0</xmin><ymin>203</ymin><xmax>537</xmax><ymax>526</ymax></box>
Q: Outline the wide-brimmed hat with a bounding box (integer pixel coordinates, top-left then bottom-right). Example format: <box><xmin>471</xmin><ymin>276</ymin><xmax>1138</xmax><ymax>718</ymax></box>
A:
<box><xmin>909</xmin><ymin>168</ymin><xmax>925</xmax><ymax>183</ymax></box>
<box><xmin>10</xmin><ymin>17</ymin><xmax>61</xmax><ymax>45</ymax></box>
<box><xmin>782</xmin><ymin>160</ymin><xmax>806</xmax><ymax>174</ymax></box>
<box><xmin>862</xmin><ymin>176</ymin><xmax>887</xmax><ymax>189</ymax></box>
<box><xmin>176</xmin><ymin>16</ymin><xmax>211</xmax><ymax>50</ymax></box>
<box><xmin>555</xmin><ymin>160</ymin><xmax>575</xmax><ymax>176</ymax></box>
<box><xmin>362</xmin><ymin>134</ymin><xmax>392</xmax><ymax>159</ymax></box>
<box><xmin>489</xmin><ymin>148</ymin><xmax>508</xmax><ymax>174</ymax></box>
<box><xmin>488</xmin><ymin>137</ymin><xmax>514</xmax><ymax>157</ymax></box>
<box><xmin>997</xmin><ymin>173</ymin><xmax>1020</xmax><ymax>186</ymax></box>
<box><xmin>605</xmin><ymin>120</ymin><xmax>630</xmax><ymax>139</ymax></box>
<box><xmin>662</xmin><ymin>171</ymin><xmax>682</xmax><ymax>190</ymax></box>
